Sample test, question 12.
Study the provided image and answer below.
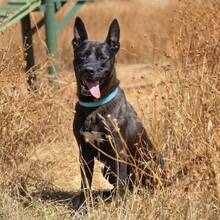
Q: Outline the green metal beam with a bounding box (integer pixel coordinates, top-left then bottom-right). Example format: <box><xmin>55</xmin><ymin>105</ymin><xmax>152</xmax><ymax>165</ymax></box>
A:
<box><xmin>0</xmin><ymin>0</ymin><xmax>41</xmax><ymax>31</ymax></box>
<box><xmin>0</xmin><ymin>0</ymin><xmax>89</xmax><ymax>81</ymax></box>
<box><xmin>56</xmin><ymin>0</ymin><xmax>86</xmax><ymax>34</ymax></box>
<box><xmin>44</xmin><ymin>0</ymin><xmax>58</xmax><ymax>76</ymax></box>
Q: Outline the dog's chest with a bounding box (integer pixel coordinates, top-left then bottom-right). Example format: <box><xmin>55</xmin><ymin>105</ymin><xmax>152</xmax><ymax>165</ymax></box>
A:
<box><xmin>78</xmin><ymin>102</ymin><xmax>125</xmax><ymax>142</ymax></box>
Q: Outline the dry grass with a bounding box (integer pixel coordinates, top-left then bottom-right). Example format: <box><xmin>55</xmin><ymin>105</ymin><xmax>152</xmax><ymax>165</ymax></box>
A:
<box><xmin>0</xmin><ymin>0</ymin><xmax>220</xmax><ymax>219</ymax></box>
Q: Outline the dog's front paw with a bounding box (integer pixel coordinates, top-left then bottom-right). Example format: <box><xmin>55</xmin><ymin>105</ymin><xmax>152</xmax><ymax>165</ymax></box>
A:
<box><xmin>81</xmin><ymin>131</ymin><xmax>106</xmax><ymax>144</ymax></box>
<box><xmin>80</xmin><ymin>113</ymin><xmax>109</xmax><ymax>144</ymax></box>
<box><xmin>83</xmin><ymin>114</ymin><xmax>97</xmax><ymax>130</ymax></box>
<box><xmin>72</xmin><ymin>192</ymin><xmax>86</xmax><ymax>211</ymax></box>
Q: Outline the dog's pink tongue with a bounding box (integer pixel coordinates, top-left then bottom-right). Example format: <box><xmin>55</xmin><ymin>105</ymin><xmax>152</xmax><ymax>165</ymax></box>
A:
<box><xmin>85</xmin><ymin>81</ymin><xmax>101</xmax><ymax>99</ymax></box>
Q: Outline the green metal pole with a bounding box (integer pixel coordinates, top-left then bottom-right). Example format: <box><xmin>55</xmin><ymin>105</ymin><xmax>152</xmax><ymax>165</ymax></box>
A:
<box><xmin>44</xmin><ymin>0</ymin><xmax>58</xmax><ymax>76</ymax></box>
<box><xmin>21</xmin><ymin>14</ymin><xmax>36</xmax><ymax>88</ymax></box>
<box><xmin>56</xmin><ymin>0</ymin><xmax>86</xmax><ymax>34</ymax></box>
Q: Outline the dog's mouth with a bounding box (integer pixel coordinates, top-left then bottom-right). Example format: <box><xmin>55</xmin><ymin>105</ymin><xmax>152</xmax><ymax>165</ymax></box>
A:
<box><xmin>82</xmin><ymin>80</ymin><xmax>101</xmax><ymax>99</ymax></box>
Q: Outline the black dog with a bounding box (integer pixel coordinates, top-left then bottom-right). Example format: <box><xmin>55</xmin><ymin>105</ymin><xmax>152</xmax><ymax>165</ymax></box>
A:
<box><xmin>72</xmin><ymin>17</ymin><xmax>164</xmax><ymax>207</ymax></box>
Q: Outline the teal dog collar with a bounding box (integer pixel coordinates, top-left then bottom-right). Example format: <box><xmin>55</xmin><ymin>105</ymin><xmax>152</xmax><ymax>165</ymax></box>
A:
<box><xmin>78</xmin><ymin>87</ymin><xmax>119</xmax><ymax>107</ymax></box>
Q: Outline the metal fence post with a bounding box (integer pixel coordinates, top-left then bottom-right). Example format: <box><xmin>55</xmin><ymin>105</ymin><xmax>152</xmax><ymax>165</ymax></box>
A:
<box><xmin>21</xmin><ymin>14</ymin><xmax>36</xmax><ymax>88</ymax></box>
<box><xmin>44</xmin><ymin>0</ymin><xmax>58</xmax><ymax>76</ymax></box>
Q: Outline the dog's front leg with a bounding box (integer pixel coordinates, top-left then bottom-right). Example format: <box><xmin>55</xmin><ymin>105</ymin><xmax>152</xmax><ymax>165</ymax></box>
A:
<box><xmin>117</xmin><ymin>153</ymin><xmax>128</xmax><ymax>204</ymax></box>
<box><xmin>78</xmin><ymin>147</ymin><xmax>95</xmax><ymax>208</ymax></box>
<box><xmin>112</xmin><ymin>137</ymin><xmax>128</xmax><ymax>206</ymax></box>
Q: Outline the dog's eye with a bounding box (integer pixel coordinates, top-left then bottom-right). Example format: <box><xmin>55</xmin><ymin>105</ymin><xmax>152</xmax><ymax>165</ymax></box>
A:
<box><xmin>98</xmin><ymin>56</ymin><xmax>106</xmax><ymax>61</ymax></box>
<box><xmin>79</xmin><ymin>55</ymin><xmax>87</xmax><ymax>60</ymax></box>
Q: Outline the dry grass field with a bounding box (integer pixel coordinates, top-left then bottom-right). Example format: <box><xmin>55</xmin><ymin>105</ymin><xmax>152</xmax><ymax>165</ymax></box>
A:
<box><xmin>0</xmin><ymin>0</ymin><xmax>220</xmax><ymax>219</ymax></box>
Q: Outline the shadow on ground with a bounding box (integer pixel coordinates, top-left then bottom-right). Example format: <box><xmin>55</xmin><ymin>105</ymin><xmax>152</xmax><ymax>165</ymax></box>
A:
<box><xmin>30</xmin><ymin>189</ymin><xmax>113</xmax><ymax>210</ymax></box>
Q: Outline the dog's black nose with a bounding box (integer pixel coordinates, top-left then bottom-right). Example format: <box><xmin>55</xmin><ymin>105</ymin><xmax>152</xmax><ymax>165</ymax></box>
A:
<box><xmin>84</xmin><ymin>67</ymin><xmax>95</xmax><ymax>75</ymax></box>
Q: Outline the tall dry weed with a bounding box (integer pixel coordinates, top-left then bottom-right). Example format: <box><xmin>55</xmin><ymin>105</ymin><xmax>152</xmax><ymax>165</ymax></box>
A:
<box><xmin>0</xmin><ymin>37</ymin><xmax>75</xmax><ymax>190</ymax></box>
<box><xmin>154</xmin><ymin>0</ymin><xmax>220</xmax><ymax>213</ymax></box>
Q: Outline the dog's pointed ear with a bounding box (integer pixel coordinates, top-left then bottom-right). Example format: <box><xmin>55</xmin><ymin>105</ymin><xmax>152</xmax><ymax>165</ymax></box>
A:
<box><xmin>72</xmin><ymin>17</ymin><xmax>88</xmax><ymax>49</ymax></box>
<box><xmin>106</xmin><ymin>19</ymin><xmax>120</xmax><ymax>53</ymax></box>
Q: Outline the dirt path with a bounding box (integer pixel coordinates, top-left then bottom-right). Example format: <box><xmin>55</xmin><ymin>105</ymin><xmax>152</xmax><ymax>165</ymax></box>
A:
<box><xmin>117</xmin><ymin>64</ymin><xmax>165</xmax><ymax>104</ymax></box>
<box><xmin>31</xmin><ymin>64</ymin><xmax>165</xmax><ymax>193</ymax></box>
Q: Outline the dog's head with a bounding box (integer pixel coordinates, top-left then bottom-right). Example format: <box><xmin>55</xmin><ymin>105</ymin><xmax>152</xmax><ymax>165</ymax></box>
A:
<box><xmin>72</xmin><ymin>17</ymin><xmax>120</xmax><ymax>100</ymax></box>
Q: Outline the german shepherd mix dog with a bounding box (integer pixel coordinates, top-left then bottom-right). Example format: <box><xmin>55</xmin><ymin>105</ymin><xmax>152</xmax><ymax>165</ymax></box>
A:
<box><xmin>72</xmin><ymin>17</ymin><xmax>164</xmax><ymax>207</ymax></box>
